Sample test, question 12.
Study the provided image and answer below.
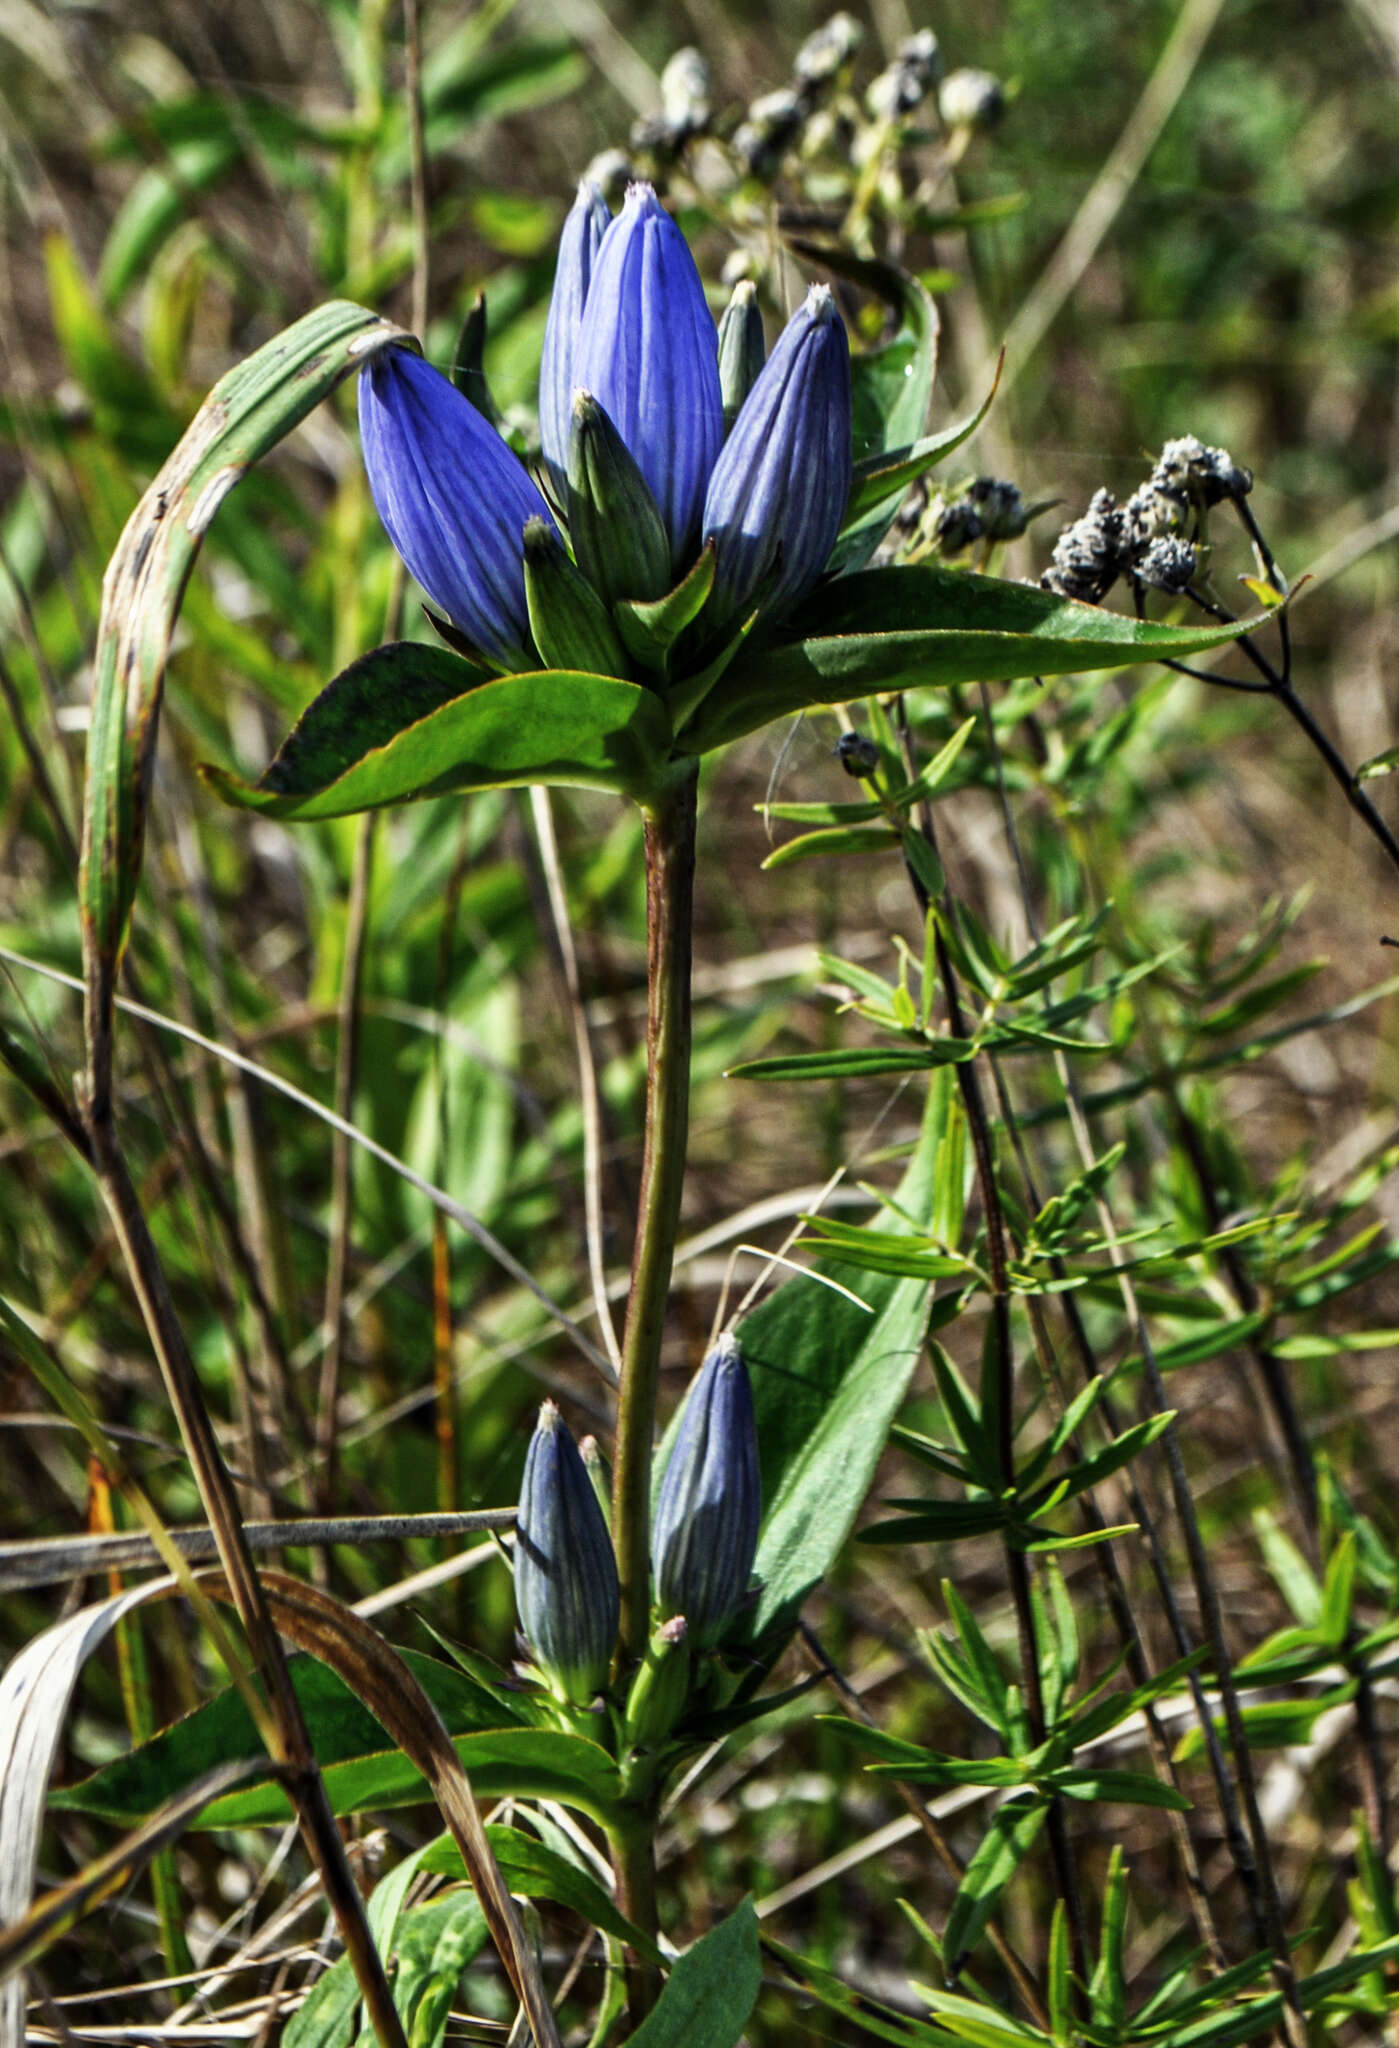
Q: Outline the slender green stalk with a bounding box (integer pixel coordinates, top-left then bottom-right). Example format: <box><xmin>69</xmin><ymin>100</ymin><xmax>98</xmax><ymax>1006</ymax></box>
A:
<box><xmin>611</xmin><ymin>762</ymin><xmax>699</xmax><ymax>1660</ymax></box>
<box><xmin>613</xmin><ymin>1822</ymin><xmax>664</xmax><ymax>2024</ymax></box>
<box><xmin>607</xmin><ymin>761</ymin><xmax>699</xmax><ymax>2024</ymax></box>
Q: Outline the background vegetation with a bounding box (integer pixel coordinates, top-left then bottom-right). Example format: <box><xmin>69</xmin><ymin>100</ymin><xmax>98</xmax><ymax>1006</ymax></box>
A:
<box><xmin>2</xmin><ymin>0</ymin><xmax>1398</xmax><ymax>2040</ymax></box>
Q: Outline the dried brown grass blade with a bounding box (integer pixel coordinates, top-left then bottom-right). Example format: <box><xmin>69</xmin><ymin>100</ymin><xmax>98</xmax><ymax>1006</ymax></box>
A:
<box><xmin>232</xmin><ymin>1571</ymin><xmax>563</xmax><ymax>2048</ymax></box>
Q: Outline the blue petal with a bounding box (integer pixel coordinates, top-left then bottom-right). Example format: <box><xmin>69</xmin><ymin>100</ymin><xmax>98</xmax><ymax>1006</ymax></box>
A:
<box><xmin>573</xmin><ymin>183</ymin><xmax>723</xmax><ymax>566</ymax></box>
<box><xmin>701</xmin><ymin>284</ymin><xmax>852</xmax><ymax>628</ymax></box>
<box><xmin>515</xmin><ymin>1403</ymin><xmax>619</xmax><ymax>1701</ymax></box>
<box><xmin>358</xmin><ymin>347</ymin><xmax>555</xmax><ymax>668</ymax></box>
<box><xmin>653</xmin><ymin>1334</ymin><xmax>761</xmax><ymax>1646</ymax></box>
<box><xmin>539</xmin><ymin>180</ymin><xmax>611</xmax><ymax>494</ymax></box>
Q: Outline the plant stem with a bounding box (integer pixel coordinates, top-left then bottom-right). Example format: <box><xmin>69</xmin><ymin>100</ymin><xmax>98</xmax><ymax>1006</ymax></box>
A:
<box><xmin>607</xmin><ymin>760</ymin><xmax>698</xmax><ymax>2025</ymax></box>
<box><xmin>613</xmin><ymin>1821</ymin><xmax>664</xmax><ymax>2024</ymax></box>
<box><xmin>612</xmin><ymin>762</ymin><xmax>699</xmax><ymax>1660</ymax></box>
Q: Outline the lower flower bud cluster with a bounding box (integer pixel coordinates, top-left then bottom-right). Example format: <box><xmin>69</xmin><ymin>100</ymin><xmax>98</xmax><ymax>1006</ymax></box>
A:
<box><xmin>510</xmin><ymin>1337</ymin><xmax>761</xmax><ymax>1749</ymax></box>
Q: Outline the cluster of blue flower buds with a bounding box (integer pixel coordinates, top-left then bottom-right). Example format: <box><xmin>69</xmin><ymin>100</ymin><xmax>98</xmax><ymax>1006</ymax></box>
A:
<box><xmin>512</xmin><ymin>1336</ymin><xmax>761</xmax><ymax>1720</ymax></box>
<box><xmin>357</xmin><ymin>181</ymin><xmax>852</xmax><ymax>684</ymax></box>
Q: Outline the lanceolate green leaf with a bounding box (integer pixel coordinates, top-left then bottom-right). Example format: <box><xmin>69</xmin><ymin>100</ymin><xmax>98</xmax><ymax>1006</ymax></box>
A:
<box><xmin>625</xmin><ymin>1899</ymin><xmax>762</xmax><ymax>2048</ymax></box>
<box><xmin>420</xmin><ymin>1826</ymin><xmax>662</xmax><ymax>1959</ymax></box>
<box><xmin>680</xmin><ymin>565</ymin><xmax>1262</xmax><ymax>754</ymax></box>
<box><xmin>942</xmin><ymin>1793</ymin><xmax>1049</xmax><ymax>1970</ymax></box>
<box><xmin>794</xmin><ymin>244</ymin><xmax>938</xmax><ymax>460</ymax></box>
<box><xmin>834</xmin><ymin>368</ymin><xmax>1001</xmax><ymax>574</ymax></box>
<box><xmin>740</xmin><ymin>1099</ymin><xmax>940</xmax><ymax>1648</ymax></box>
<box><xmin>51</xmin><ymin>1649</ymin><xmax>520</xmax><ymax>1824</ymax></box>
<box><xmin>205</xmin><ymin>659</ymin><xmax>672</xmax><ymax>817</ymax></box>
<box><xmin>205</xmin><ymin>1725</ymin><xmax>624</xmax><ymax>1827</ymax></box>
<box><xmin>81</xmin><ymin>298</ymin><xmax>406</xmax><ymax>1005</ymax></box>
<box><xmin>54</xmin><ymin>1655</ymin><xmax>623</xmax><ymax>1826</ymax></box>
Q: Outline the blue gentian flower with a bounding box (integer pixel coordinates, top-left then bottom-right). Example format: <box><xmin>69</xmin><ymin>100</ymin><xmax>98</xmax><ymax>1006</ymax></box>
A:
<box><xmin>702</xmin><ymin>283</ymin><xmax>852</xmax><ymax>630</ymax></box>
<box><xmin>652</xmin><ymin>1333</ymin><xmax>761</xmax><ymax>1648</ymax></box>
<box><xmin>538</xmin><ymin>179</ymin><xmax>610</xmax><ymax>496</ymax></box>
<box><xmin>572</xmin><ymin>183</ymin><xmax>724</xmax><ymax>567</ymax></box>
<box><xmin>515</xmin><ymin>1401</ymin><xmax>620</xmax><ymax>1703</ymax></box>
<box><xmin>358</xmin><ymin>185</ymin><xmax>853</xmax><ymax>684</ymax></box>
<box><xmin>358</xmin><ymin>348</ymin><xmax>555</xmax><ymax>669</ymax></box>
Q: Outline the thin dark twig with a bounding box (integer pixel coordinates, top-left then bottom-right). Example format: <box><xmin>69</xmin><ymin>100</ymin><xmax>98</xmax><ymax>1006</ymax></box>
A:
<box><xmin>1185</xmin><ymin>585</ymin><xmax>1399</xmax><ymax>881</ymax></box>
<box><xmin>1159</xmin><ymin>655</ymin><xmax>1272</xmax><ymax>693</ymax></box>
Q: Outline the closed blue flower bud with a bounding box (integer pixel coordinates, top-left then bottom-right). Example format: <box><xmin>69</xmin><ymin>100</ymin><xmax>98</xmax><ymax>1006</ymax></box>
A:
<box><xmin>572</xmin><ymin>182</ymin><xmax>723</xmax><ymax>567</ymax></box>
<box><xmin>515</xmin><ymin>1401</ymin><xmax>620</xmax><ymax>1703</ymax></box>
<box><xmin>538</xmin><ymin>179</ymin><xmax>611</xmax><ymax>495</ymax></box>
<box><xmin>652</xmin><ymin>1334</ymin><xmax>761</xmax><ymax>1648</ymax></box>
<box><xmin>358</xmin><ymin>346</ymin><xmax>555</xmax><ymax>670</ymax></box>
<box><xmin>702</xmin><ymin>283</ymin><xmax>851</xmax><ymax>630</ymax></box>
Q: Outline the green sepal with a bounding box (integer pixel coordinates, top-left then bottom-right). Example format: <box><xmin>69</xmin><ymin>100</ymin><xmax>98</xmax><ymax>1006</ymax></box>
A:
<box><xmin>613</xmin><ymin>543</ymin><xmax>717</xmax><ymax>677</ymax></box>
<box><xmin>450</xmin><ymin>291</ymin><xmax>500</xmax><ymax>425</ymax></box>
<box><xmin>717</xmin><ymin>279</ymin><xmax>766</xmax><ymax>431</ymax></box>
<box><xmin>567</xmin><ymin>390</ymin><xmax>672</xmax><ymax>604</ymax></box>
<box><xmin>522</xmin><ymin>517</ymin><xmax>629</xmax><ymax>677</ymax></box>
<box><xmin>623</xmin><ymin>1621</ymin><xmax>692</xmax><ymax>1750</ymax></box>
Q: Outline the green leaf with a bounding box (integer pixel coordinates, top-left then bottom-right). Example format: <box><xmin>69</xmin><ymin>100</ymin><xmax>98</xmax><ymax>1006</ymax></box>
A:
<box><xmin>1253</xmin><ymin>1511</ymin><xmax>1322</xmax><ymax>1628</ymax></box>
<box><xmin>283</xmin><ymin>1946</ymin><xmax>361</xmax><ymax>2048</ymax></box>
<box><xmin>1089</xmin><ymin>1844</ymin><xmax>1128</xmax><ymax>2030</ymax></box>
<box><xmin>842</xmin><ymin>379</ymin><xmax>999</xmax><ymax>533</ymax></box>
<box><xmin>213</xmin><ymin>1724</ymin><xmax>624</xmax><ymax>1827</ymax></box>
<box><xmin>1195</xmin><ymin>964</ymin><xmax>1325</xmax><ymax>1038</ymax></box>
<box><xmin>761</xmin><ymin>823</ymin><xmax>900</xmax><ymax>869</ymax></box>
<box><xmin>626</xmin><ymin>1899</ymin><xmax>762</xmax><ymax>2048</ymax></box>
<box><xmin>763</xmin><ymin>1938</ymin><xmax>950</xmax><ymax>2047</ymax></box>
<box><xmin>1320</xmin><ymin>1532</ymin><xmax>1358</xmax><ymax>1648</ymax></box>
<box><xmin>204</xmin><ymin>659</ymin><xmax>672</xmax><ymax>816</ymax></box>
<box><xmin>727</xmin><ymin>1044</ymin><xmax>975</xmax><ymax>1083</ymax></box>
<box><xmin>737</xmin><ymin>1106</ymin><xmax>939</xmax><ymax>1649</ymax></box>
<box><xmin>56</xmin><ymin>1658</ymin><xmax>624</xmax><ymax>1827</ymax></box>
<box><xmin>862</xmin><ymin>1500</ymin><xmax>1013</xmax><ymax>1543</ymax></box>
<box><xmin>1029</xmin><ymin>1412</ymin><xmax>1175</xmax><ymax>1512</ymax></box>
<box><xmin>420</xmin><ymin>1824</ymin><xmax>662</xmax><ymax>1960</ymax></box>
<box><xmin>83</xmin><ymin>297</ymin><xmax>406</xmax><ymax>994</ymax></box>
<box><xmin>53</xmin><ymin>1649</ymin><xmax>520</xmax><ymax>1824</ymax></box>
<box><xmin>395</xmin><ymin>1891</ymin><xmax>490</xmax><ymax>2048</ymax></box>
<box><xmin>1172</xmin><ymin>1695</ymin><xmax>1345</xmax><ymax>1763</ymax></box>
<box><xmin>942</xmin><ymin>1794</ymin><xmax>1048</xmax><ymax>1969</ymax></box>
<box><xmin>912</xmin><ymin>1983</ymin><xmax>1047</xmax><ymax>2047</ymax></box>
<box><xmin>1150</xmin><ymin>1932</ymin><xmax>1399</xmax><ymax>2047</ymax></box>
<box><xmin>1046</xmin><ymin>1766</ymin><xmax>1190</xmax><ymax>1810</ymax></box>
<box><xmin>681</xmin><ymin>565</ymin><xmax>1265</xmax><ymax>754</ymax></box>
<box><xmin>1356</xmin><ymin>742</ymin><xmax>1399</xmax><ymax>783</ymax></box>
<box><xmin>613</xmin><ymin>543</ymin><xmax>716</xmax><ymax>674</ymax></box>
<box><xmin>797</xmin><ymin>247</ymin><xmax>938</xmax><ymax>461</ymax></box>
<box><xmin>902</xmin><ymin>826</ymin><xmax>946</xmax><ymax>901</ymax></box>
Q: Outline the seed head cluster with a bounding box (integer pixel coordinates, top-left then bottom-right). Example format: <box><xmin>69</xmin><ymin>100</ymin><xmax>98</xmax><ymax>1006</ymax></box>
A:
<box><xmin>1041</xmin><ymin>435</ymin><xmax>1252</xmax><ymax>605</ymax></box>
<box><xmin>585</xmin><ymin>12</ymin><xmax>1005</xmax><ymax>195</ymax></box>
